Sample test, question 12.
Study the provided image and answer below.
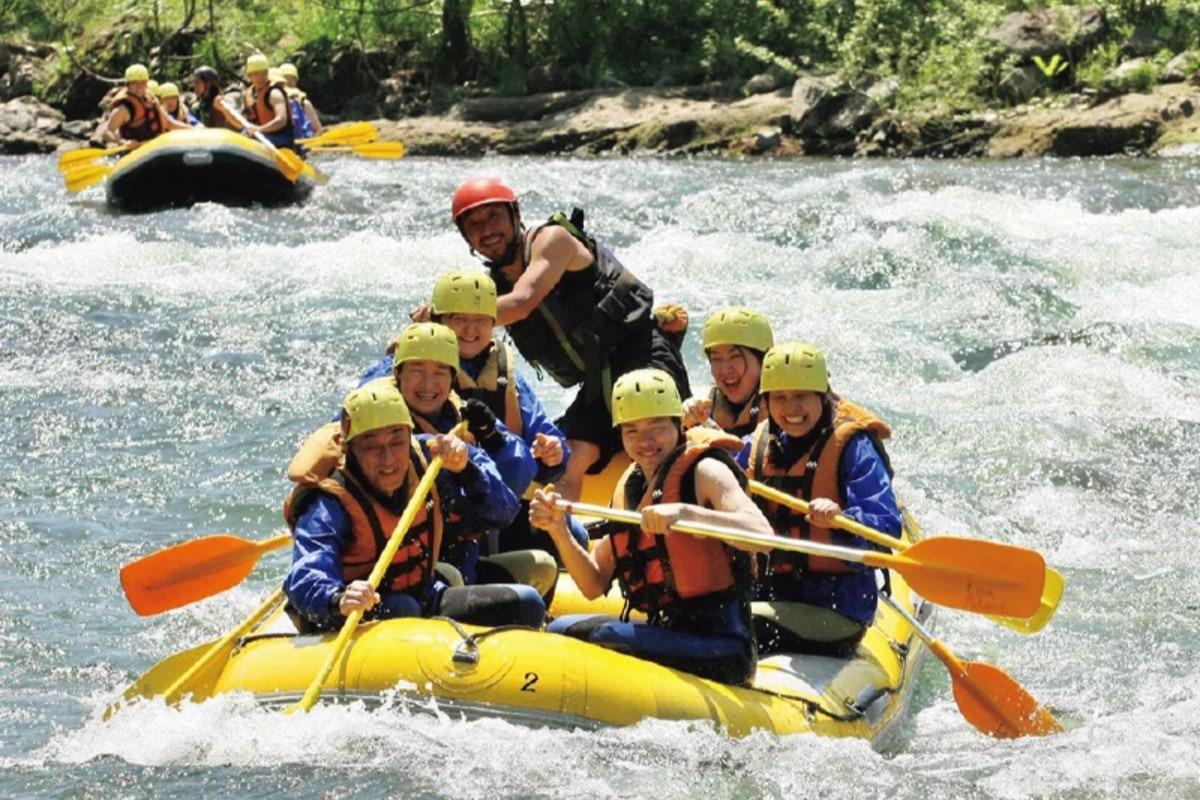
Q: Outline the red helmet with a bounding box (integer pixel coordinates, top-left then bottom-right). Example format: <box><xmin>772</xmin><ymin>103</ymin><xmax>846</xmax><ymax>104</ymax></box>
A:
<box><xmin>452</xmin><ymin>178</ymin><xmax>517</xmax><ymax>222</ymax></box>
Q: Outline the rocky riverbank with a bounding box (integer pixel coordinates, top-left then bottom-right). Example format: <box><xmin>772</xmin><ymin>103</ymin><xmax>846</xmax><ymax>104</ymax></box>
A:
<box><xmin>7</xmin><ymin>6</ymin><xmax>1200</xmax><ymax>159</ymax></box>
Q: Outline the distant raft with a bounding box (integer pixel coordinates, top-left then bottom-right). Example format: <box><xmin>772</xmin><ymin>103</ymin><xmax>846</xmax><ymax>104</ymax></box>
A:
<box><xmin>105</xmin><ymin>128</ymin><xmax>314</xmax><ymax>212</ymax></box>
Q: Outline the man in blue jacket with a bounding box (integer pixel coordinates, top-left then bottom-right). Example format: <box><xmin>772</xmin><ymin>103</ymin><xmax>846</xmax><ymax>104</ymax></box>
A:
<box><xmin>283</xmin><ymin>380</ymin><xmax>542</xmax><ymax>632</ymax></box>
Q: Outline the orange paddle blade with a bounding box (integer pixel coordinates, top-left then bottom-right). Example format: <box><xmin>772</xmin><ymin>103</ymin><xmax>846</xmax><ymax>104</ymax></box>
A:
<box><xmin>120</xmin><ymin>533</ymin><xmax>291</xmax><ymax>616</ymax></box>
<box><xmin>873</xmin><ymin>536</ymin><xmax>1046</xmax><ymax>619</ymax></box>
<box><xmin>940</xmin><ymin>649</ymin><xmax>1065</xmax><ymax>738</ymax></box>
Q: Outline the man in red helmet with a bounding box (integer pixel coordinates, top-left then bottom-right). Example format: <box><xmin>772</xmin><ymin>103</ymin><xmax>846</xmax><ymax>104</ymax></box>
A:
<box><xmin>446</xmin><ymin>178</ymin><xmax>691</xmax><ymax>501</ymax></box>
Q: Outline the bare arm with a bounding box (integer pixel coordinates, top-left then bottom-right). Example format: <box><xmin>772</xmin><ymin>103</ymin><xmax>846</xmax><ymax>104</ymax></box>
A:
<box><xmin>304</xmin><ymin>99</ymin><xmax>323</xmax><ymax>134</ymax></box>
<box><xmin>641</xmin><ymin>458</ymin><xmax>773</xmax><ymax>553</ymax></box>
<box><xmin>530</xmin><ymin>486</ymin><xmax>615</xmax><ymax>599</ymax></box>
<box><xmin>103</xmin><ymin>106</ymin><xmax>131</xmax><ymax>144</ymax></box>
<box><xmin>257</xmin><ymin>89</ymin><xmax>290</xmax><ymax>134</ymax></box>
<box><xmin>495</xmin><ymin>226</ymin><xmax>589</xmax><ymax>326</ymax></box>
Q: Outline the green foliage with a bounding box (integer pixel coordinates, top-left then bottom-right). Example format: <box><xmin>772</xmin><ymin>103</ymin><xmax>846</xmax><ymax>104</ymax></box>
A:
<box><xmin>9</xmin><ymin>0</ymin><xmax>1200</xmax><ymax>115</ymax></box>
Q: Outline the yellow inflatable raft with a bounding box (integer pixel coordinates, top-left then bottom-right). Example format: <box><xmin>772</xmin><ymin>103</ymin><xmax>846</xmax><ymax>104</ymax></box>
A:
<box><xmin>121</xmin><ymin>506</ymin><xmax>932</xmax><ymax>747</ymax></box>
<box><xmin>106</xmin><ymin>128</ymin><xmax>314</xmax><ymax>212</ymax></box>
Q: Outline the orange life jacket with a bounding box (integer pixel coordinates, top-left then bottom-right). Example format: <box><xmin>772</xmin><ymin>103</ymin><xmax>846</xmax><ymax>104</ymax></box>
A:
<box><xmin>244</xmin><ymin>81</ymin><xmax>293</xmax><ymax>133</ymax></box>
<box><xmin>455</xmin><ymin>340</ymin><xmax>523</xmax><ymax>438</ymax></box>
<box><xmin>284</xmin><ymin>446</ymin><xmax>443</xmax><ymax>593</ymax></box>
<box><xmin>747</xmin><ymin>398</ymin><xmax>891</xmax><ymax>575</ymax></box>
<box><xmin>609</xmin><ymin>428</ymin><xmax>751</xmax><ymax>620</ymax></box>
<box><xmin>112</xmin><ymin>89</ymin><xmax>162</xmax><ymax>141</ymax></box>
<box><xmin>707</xmin><ymin>385</ymin><xmax>764</xmax><ymax>438</ymax></box>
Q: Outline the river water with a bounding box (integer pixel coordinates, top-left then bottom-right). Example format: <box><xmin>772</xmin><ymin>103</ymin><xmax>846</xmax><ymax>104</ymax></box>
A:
<box><xmin>1</xmin><ymin>154</ymin><xmax>1198</xmax><ymax>798</ymax></box>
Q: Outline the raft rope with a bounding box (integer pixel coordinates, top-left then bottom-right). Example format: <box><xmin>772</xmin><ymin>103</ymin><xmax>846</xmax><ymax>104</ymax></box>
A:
<box><xmin>432</xmin><ymin>616</ymin><xmax>539</xmax><ymax>665</ymax></box>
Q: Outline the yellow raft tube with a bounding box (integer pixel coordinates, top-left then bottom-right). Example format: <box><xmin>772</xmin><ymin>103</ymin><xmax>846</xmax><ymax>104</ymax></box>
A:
<box><xmin>106</xmin><ymin>128</ymin><xmax>315</xmax><ymax>212</ymax></box>
<box><xmin>121</xmin><ymin>491</ymin><xmax>932</xmax><ymax>747</ymax></box>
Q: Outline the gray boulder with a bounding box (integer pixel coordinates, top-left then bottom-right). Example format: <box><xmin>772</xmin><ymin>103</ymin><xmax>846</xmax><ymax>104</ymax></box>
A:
<box><xmin>988</xmin><ymin>6</ymin><xmax>1108</xmax><ymax>60</ymax></box>
<box><xmin>1162</xmin><ymin>52</ymin><xmax>1198</xmax><ymax>83</ymax></box>
<box><xmin>743</xmin><ymin>73</ymin><xmax>779</xmax><ymax>96</ymax></box>
<box><xmin>790</xmin><ymin>74</ymin><xmax>879</xmax><ymax>153</ymax></box>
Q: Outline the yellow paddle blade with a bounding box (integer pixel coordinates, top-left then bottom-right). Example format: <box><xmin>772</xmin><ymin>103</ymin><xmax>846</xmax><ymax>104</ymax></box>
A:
<box><xmin>57</xmin><ymin>145</ymin><xmax>127</xmax><ymax>172</ymax></box>
<box><xmin>273</xmin><ymin>147</ymin><xmax>305</xmax><ymax>182</ymax></box>
<box><xmin>119</xmin><ymin>533</ymin><xmax>291</xmax><ymax>616</ymax></box>
<box><xmin>986</xmin><ymin>566</ymin><xmax>1065</xmax><ymax>634</ymax></box>
<box><xmin>872</xmin><ymin>537</ymin><xmax>1045</xmax><ymax>619</ymax></box>
<box><xmin>64</xmin><ymin>163</ymin><xmax>113</xmax><ymax>193</ymax></box>
<box><xmin>297</xmin><ymin>122</ymin><xmax>378</xmax><ymax>147</ymax></box>
<box><xmin>107</xmin><ymin>587</ymin><xmax>287</xmax><ymax>718</ymax></box>
<box><xmin>310</xmin><ymin>141</ymin><xmax>406</xmax><ymax>160</ymax></box>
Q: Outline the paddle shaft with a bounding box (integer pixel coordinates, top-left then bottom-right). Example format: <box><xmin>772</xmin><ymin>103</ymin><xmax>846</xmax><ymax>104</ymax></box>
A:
<box><xmin>220</xmin><ymin>99</ymin><xmax>305</xmax><ymax>181</ymax></box>
<box><xmin>562</xmin><ymin>500</ymin><xmax>906</xmax><ymax>569</ymax></box>
<box><xmin>162</xmin><ymin>587</ymin><xmax>287</xmax><ymax>704</ymax></box>
<box><xmin>296</xmin><ymin>122</ymin><xmax>378</xmax><ymax>146</ymax></box>
<box><xmin>286</xmin><ymin>423</ymin><xmax>465</xmax><ymax>714</ymax></box>
<box><xmin>559</xmin><ymin>500</ymin><xmax>1044</xmax><ymax>617</ymax></box>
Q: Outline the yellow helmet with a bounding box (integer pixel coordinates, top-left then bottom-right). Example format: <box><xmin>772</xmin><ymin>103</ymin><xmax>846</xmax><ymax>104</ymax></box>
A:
<box><xmin>146</xmin><ymin>80</ymin><xmax>160</xmax><ymax>96</ymax></box>
<box><xmin>124</xmin><ymin>64</ymin><xmax>150</xmax><ymax>82</ymax></box>
<box><xmin>341</xmin><ymin>379</ymin><xmax>413</xmax><ymax>443</ymax></box>
<box><xmin>279</xmin><ymin>62</ymin><xmax>299</xmax><ymax>80</ymax></box>
<box><xmin>431</xmin><ymin>270</ymin><xmax>498</xmax><ymax>319</ymax></box>
<box><xmin>391</xmin><ymin>322</ymin><xmax>460</xmax><ymax>373</ymax></box>
<box><xmin>702</xmin><ymin>307</ymin><xmax>774</xmax><ymax>354</ymax></box>
<box><xmin>245</xmin><ymin>53</ymin><xmax>270</xmax><ymax>74</ymax></box>
<box><xmin>267</xmin><ymin>68</ymin><xmax>286</xmax><ymax>86</ymax></box>
<box><xmin>611</xmin><ymin>368</ymin><xmax>682</xmax><ymax>426</ymax></box>
<box><xmin>759</xmin><ymin>343</ymin><xmax>829</xmax><ymax>395</ymax></box>
<box><xmin>157</xmin><ymin>82</ymin><xmax>180</xmax><ymax>99</ymax></box>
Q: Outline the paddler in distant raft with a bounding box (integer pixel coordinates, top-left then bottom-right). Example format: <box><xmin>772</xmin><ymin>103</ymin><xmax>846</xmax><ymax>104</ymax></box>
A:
<box><xmin>277</xmin><ymin>62</ymin><xmax>323</xmax><ymax>139</ymax></box>
<box><xmin>283</xmin><ymin>379</ymin><xmax>546</xmax><ymax>632</ymax></box>
<box><xmin>239</xmin><ymin>53</ymin><xmax>297</xmax><ymax>150</ymax></box>
<box><xmin>530</xmin><ymin>369</ymin><xmax>770</xmax><ymax>686</ymax></box>
<box><xmin>190</xmin><ymin>65</ymin><xmax>240</xmax><ymax>130</ymax></box>
<box><xmin>99</xmin><ymin>63</ymin><xmax>190</xmax><ymax>149</ymax></box>
<box><xmin>738</xmin><ymin>342</ymin><xmax>899</xmax><ymax>657</ymax></box>
<box><xmin>155</xmin><ymin>82</ymin><xmax>199</xmax><ymax>127</ymax></box>
<box><xmin>682</xmin><ymin>307</ymin><xmax>774</xmax><ymax>436</ymax></box>
<box><xmin>444</xmin><ymin>178</ymin><xmax>693</xmax><ymax>503</ymax></box>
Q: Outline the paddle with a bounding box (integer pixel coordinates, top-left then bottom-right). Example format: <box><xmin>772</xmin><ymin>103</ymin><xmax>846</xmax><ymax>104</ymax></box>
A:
<box><xmin>220</xmin><ymin>99</ymin><xmax>307</xmax><ymax>183</ymax></box>
<box><xmin>879</xmin><ymin>593</ymin><xmax>1063</xmax><ymax>738</ymax></box>
<box><xmin>57</xmin><ymin>143</ymin><xmax>133</xmax><ymax>172</ymax></box>
<box><xmin>749</xmin><ymin>481</ymin><xmax>1064</xmax><ymax>633</ymax></box>
<box><xmin>120</xmin><ymin>532</ymin><xmax>292</xmax><ymax>616</ymax></box>
<box><xmin>557</xmin><ymin>500</ymin><xmax>1046</xmax><ymax>619</ymax></box>
<box><xmin>285</xmin><ymin>423</ymin><xmax>466</xmax><ymax>714</ymax></box>
<box><xmin>107</xmin><ymin>586</ymin><xmax>288</xmax><ymax>719</ymax></box>
<box><xmin>308</xmin><ymin>141</ymin><xmax>407</xmax><ymax>160</ymax></box>
<box><xmin>64</xmin><ymin>162</ymin><xmax>116</xmax><ymax>193</ymax></box>
<box><xmin>297</xmin><ymin>122</ymin><xmax>379</xmax><ymax>147</ymax></box>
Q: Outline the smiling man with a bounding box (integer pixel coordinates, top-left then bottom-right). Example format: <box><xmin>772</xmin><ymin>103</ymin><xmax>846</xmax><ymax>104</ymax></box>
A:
<box><xmin>283</xmin><ymin>380</ymin><xmax>543</xmax><ymax>633</ymax></box>
<box><xmin>448</xmin><ymin>178</ymin><xmax>692</xmax><ymax>503</ymax></box>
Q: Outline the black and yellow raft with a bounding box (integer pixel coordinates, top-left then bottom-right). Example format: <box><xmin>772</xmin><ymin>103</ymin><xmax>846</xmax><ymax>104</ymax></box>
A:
<box><xmin>106</xmin><ymin>128</ymin><xmax>314</xmax><ymax>212</ymax></box>
<box><xmin>120</xmin><ymin>484</ymin><xmax>932</xmax><ymax>747</ymax></box>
